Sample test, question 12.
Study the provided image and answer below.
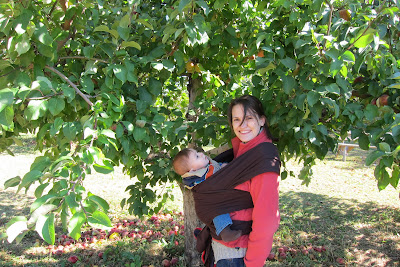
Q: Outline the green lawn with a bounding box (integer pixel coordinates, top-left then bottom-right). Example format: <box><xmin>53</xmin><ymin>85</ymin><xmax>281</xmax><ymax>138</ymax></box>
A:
<box><xmin>0</xmin><ymin>137</ymin><xmax>399</xmax><ymax>266</ymax></box>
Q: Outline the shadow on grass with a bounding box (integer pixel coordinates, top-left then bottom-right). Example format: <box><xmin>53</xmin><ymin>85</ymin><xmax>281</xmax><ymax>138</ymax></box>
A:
<box><xmin>1</xmin><ymin>189</ymin><xmax>399</xmax><ymax>266</ymax></box>
<box><xmin>0</xmin><ymin>191</ymin><xmax>35</xmax><ymax>226</ymax></box>
<box><xmin>279</xmin><ymin>191</ymin><xmax>400</xmax><ymax>266</ymax></box>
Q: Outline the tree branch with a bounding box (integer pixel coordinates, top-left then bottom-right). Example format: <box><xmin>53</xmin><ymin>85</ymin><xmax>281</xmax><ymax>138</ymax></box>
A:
<box><xmin>346</xmin><ymin>0</ymin><xmax>387</xmax><ymax>51</ymax></box>
<box><xmin>45</xmin><ymin>65</ymin><xmax>93</xmax><ymax>107</ymax></box>
<box><xmin>325</xmin><ymin>0</ymin><xmax>333</xmax><ymax>36</ymax></box>
<box><xmin>58</xmin><ymin>56</ymin><xmax>109</xmax><ymax>64</ymax></box>
<box><xmin>26</xmin><ymin>92</ymin><xmax>63</xmax><ymax>100</ymax></box>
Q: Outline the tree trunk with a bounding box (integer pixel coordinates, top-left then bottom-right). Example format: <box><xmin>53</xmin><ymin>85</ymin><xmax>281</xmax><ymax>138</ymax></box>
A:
<box><xmin>183</xmin><ymin>75</ymin><xmax>204</xmax><ymax>266</ymax></box>
<box><xmin>181</xmin><ymin>184</ymin><xmax>203</xmax><ymax>266</ymax></box>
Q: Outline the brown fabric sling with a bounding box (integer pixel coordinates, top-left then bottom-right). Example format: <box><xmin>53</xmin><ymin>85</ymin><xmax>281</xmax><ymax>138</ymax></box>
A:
<box><xmin>190</xmin><ymin>142</ymin><xmax>281</xmax><ymax>266</ymax></box>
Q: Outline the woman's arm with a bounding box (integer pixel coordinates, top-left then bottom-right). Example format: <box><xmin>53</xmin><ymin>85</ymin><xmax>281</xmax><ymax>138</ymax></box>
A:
<box><xmin>244</xmin><ymin>172</ymin><xmax>280</xmax><ymax>267</ymax></box>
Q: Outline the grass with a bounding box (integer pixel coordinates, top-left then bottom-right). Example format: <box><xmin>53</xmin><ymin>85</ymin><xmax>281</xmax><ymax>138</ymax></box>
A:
<box><xmin>0</xmin><ymin>136</ymin><xmax>399</xmax><ymax>266</ymax></box>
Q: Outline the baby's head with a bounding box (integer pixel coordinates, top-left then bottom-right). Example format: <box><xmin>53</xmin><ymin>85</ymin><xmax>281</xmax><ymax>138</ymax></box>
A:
<box><xmin>172</xmin><ymin>148</ymin><xmax>209</xmax><ymax>176</ymax></box>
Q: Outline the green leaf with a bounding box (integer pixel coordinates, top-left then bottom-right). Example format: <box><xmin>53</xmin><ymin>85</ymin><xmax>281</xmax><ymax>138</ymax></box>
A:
<box><xmin>88</xmin><ymin>195</ymin><xmax>110</xmax><ymax>212</ymax></box>
<box><xmin>358</xmin><ymin>134</ymin><xmax>370</xmax><ymax>150</ymax></box>
<box><xmin>364</xmin><ymin>104</ymin><xmax>379</xmax><ymax>121</ymax></box>
<box><xmin>13</xmin><ymin>10</ymin><xmax>33</xmax><ymax>35</ymax></box>
<box><xmin>24</xmin><ymin>100</ymin><xmax>47</xmax><ymax>120</ymax></box>
<box><xmin>387</xmin><ymin>83</ymin><xmax>400</xmax><ymax>89</ymax></box>
<box><xmin>34</xmin><ymin>23</ymin><xmax>53</xmax><ymax>46</ymax></box>
<box><xmin>138</xmin><ymin>86</ymin><xmax>153</xmax><ymax>103</ymax></box>
<box><xmin>377</xmin><ymin>168</ymin><xmax>390</xmax><ymax>191</ymax></box>
<box><xmin>6</xmin><ymin>217</ymin><xmax>28</xmax><ymax>243</ymax></box>
<box><xmin>80</xmin><ymin>76</ymin><xmax>94</xmax><ymax>94</ymax></box>
<box><xmin>119</xmin><ymin>14</ymin><xmax>131</xmax><ymax>28</ymax></box>
<box><xmin>34</xmin><ymin>183</ymin><xmax>49</xmax><ymax>198</ymax></box>
<box><xmin>148</xmin><ymin>77</ymin><xmax>162</xmax><ymax>96</ymax></box>
<box><xmin>179</xmin><ymin>0</ymin><xmax>191</xmax><ymax>12</ymax></box>
<box><xmin>19</xmin><ymin>170</ymin><xmax>42</xmax><ymax>191</ymax></box>
<box><xmin>307</xmin><ymin>91</ymin><xmax>320</xmax><ymax>107</ymax></box>
<box><xmin>4</xmin><ymin>176</ymin><xmax>21</xmax><ymax>189</ymax></box>
<box><xmin>62</xmin><ymin>84</ymin><xmax>75</xmax><ymax>102</ymax></box>
<box><xmin>94</xmin><ymin>25</ymin><xmax>109</xmax><ymax>32</ymax></box>
<box><xmin>353</xmin><ymin>28</ymin><xmax>376</xmax><ymax>49</ymax></box>
<box><xmin>63</xmin><ymin>122</ymin><xmax>77</xmax><ymax>141</ymax></box>
<box><xmin>388</xmin><ymin>72</ymin><xmax>400</xmax><ymax>79</ymax></box>
<box><xmin>0</xmin><ymin>105</ymin><xmax>14</xmax><ymax>127</ymax></box>
<box><xmin>15</xmin><ymin>33</ymin><xmax>30</xmax><ymax>55</ymax></box>
<box><xmin>153</xmin><ymin>114</ymin><xmax>165</xmax><ymax>123</ymax></box>
<box><xmin>365</xmin><ymin>150</ymin><xmax>385</xmax><ymax>166</ymax></box>
<box><xmin>30</xmin><ymin>194</ymin><xmax>58</xmax><ymax>213</ymax></box>
<box><xmin>325</xmin><ymin>83</ymin><xmax>340</xmax><ymax>95</ymax></box>
<box><xmin>122</xmin><ymin>121</ymin><xmax>134</xmax><ymax>134</ymax></box>
<box><xmin>117</xmin><ymin>26</ymin><xmax>130</xmax><ymax>41</ymax></box>
<box><xmin>378</xmin><ymin>142</ymin><xmax>391</xmax><ymax>152</ymax></box>
<box><xmin>93</xmin><ymin>161</ymin><xmax>114</xmax><ymax>174</ymax></box>
<box><xmin>29</xmin><ymin>204</ymin><xmax>57</xmax><ymax>226</ymax></box>
<box><xmin>136</xmin><ymin>18</ymin><xmax>154</xmax><ymax>30</ymax></box>
<box><xmin>35</xmin><ymin>213</ymin><xmax>55</xmax><ymax>245</ymax></box>
<box><xmin>100</xmin><ymin>129</ymin><xmax>116</xmax><ymax>139</ymax></box>
<box><xmin>121</xmin><ymin>41</ymin><xmax>141</xmax><ymax>50</ymax></box>
<box><xmin>112</xmin><ymin>64</ymin><xmax>127</xmax><ymax>83</ymax></box>
<box><xmin>281</xmin><ymin>57</ymin><xmax>296</xmax><ymax>69</ymax></box>
<box><xmin>68</xmin><ymin>211</ymin><xmax>86</xmax><ymax>240</ymax></box>
<box><xmin>48</xmin><ymin>98</ymin><xmax>65</xmax><ymax>116</ymax></box>
<box><xmin>196</xmin><ymin>0</ymin><xmax>210</xmax><ymax>15</ymax></box>
<box><xmin>133</xmin><ymin>127</ymin><xmax>147</xmax><ymax>142</ymax></box>
<box><xmin>0</xmin><ymin>89</ymin><xmax>15</xmax><ymax>113</ymax></box>
<box><xmin>87</xmin><ymin>210</ymin><xmax>112</xmax><ymax>230</ymax></box>
<box><xmin>65</xmin><ymin>193</ymin><xmax>80</xmax><ymax>210</ymax></box>
<box><xmin>341</xmin><ymin>50</ymin><xmax>355</xmax><ymax>62</ymax></box>
<box><xmin>282</xmin><ymin>75</ymin><xmax>296</xmax><ymax>94</ymax></box>
<box><xmin>390</xmin><ymin>166</ymin><xmax>399</xmax><ymax>188</ymax></box>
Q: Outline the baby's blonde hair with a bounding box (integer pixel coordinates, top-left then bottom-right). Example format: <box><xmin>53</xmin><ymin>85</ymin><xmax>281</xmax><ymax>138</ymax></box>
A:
<box><xmin>172</xmin><ymin>148</ymin><xmax>195</xmax><ymax>176</ymax></box>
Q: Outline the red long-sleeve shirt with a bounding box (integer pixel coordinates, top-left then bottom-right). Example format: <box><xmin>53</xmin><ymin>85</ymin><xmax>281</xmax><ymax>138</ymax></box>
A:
<box><xmin>213</xmin><ymin>130</ymin><xmax>280</xmax><ymax>267</ymax></box>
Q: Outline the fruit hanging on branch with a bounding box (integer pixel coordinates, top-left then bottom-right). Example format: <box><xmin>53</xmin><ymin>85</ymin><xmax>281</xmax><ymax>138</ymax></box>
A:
<box><xmin>376</xmin><ymin>94</ymin><xmax>389</xmax><ymax>107</ymax></box>
<box><xmin>339</xmin><ymin>9</ymin><xmax>351</xmax><ymax>21</ymax></box>
<box><xmin>185</xmin><ymin>60</ymin><xmax>201</xmax><ymax>74</ymax></box>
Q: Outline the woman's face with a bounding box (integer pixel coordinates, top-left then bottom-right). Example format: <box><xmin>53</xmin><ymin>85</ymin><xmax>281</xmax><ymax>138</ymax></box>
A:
<box><xmin>231</xmin><ymin>104</ymin><xmax>265</xmax><ymax>143</ymax></box>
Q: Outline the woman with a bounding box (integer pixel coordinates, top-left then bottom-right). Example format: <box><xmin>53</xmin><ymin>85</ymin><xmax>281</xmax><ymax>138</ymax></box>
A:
<box><xmin>212</xmin><ymin>95</ymin><xmax>280</xmax><ymax>266</ymax></box>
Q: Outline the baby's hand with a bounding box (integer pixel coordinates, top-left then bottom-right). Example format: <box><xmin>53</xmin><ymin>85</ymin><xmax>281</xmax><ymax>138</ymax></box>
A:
<box><xmin>221</xmin><ymin>163</ymin><xmax>228</xmax><ymax>168</ymax></box>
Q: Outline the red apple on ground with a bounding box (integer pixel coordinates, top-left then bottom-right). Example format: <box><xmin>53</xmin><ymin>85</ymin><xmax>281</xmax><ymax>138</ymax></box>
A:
<box><xmin>68</xmin><ymin>255</ymin><xmax>78</xmax><ymax>263</ymax></box>
<box><xmin>279</xmin><ymin>252</ymin><xmax>287</xmax><ymax>259</ymax></box>
<box><xmin>162</xmin><ymin>259</ymin><xmax>171</xmax><ymax>267</ymax></box>
<box><xmin>170</xmin><ymin>257</ymin><xmax>178</xmax><ymax>265</ymax></box>
<box><xmin>336</xmin><ymin>257</ymin><xmax>345</xmax><ymax>264</ymax></box>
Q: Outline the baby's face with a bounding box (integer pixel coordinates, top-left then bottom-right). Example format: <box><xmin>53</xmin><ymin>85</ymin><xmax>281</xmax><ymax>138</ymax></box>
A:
<box><xmin>188</xmin><ymin>150</ymin><xmax>209</xmax><ymax>172</ymax></box>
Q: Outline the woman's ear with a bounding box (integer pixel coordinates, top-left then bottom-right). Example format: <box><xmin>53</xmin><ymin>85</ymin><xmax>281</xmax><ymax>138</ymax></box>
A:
<box><xmin>259</xmin><ymin>115</ymin><xmax>266</xmax><ymax>126</ymax></box>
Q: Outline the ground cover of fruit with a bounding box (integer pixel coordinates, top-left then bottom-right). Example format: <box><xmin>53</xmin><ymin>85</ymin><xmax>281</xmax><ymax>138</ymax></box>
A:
<box><xmin>0</xmin><ymin>138</ymin><xmax>399</xmax><ymax>266</ymax></box>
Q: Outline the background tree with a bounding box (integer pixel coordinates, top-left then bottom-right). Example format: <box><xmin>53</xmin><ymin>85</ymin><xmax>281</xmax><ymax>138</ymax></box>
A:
<box><xmin>1</xmin><ymin>0</ymin><xmax>399</xmax><ymax>265</ymax></box>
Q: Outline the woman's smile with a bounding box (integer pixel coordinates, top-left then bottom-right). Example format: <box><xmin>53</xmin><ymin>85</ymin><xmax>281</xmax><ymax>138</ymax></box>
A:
<box><xmin>231</xmin><ymin>104</ymin><xmax>265</xmax><ymax>143</ymax></box>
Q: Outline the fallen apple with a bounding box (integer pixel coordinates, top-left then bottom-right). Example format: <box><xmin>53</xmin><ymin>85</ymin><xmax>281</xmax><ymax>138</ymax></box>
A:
<box><xmin>68</xmin><ymin>255</ymin><xmax>78</xmax><ymax>263</ymax></box>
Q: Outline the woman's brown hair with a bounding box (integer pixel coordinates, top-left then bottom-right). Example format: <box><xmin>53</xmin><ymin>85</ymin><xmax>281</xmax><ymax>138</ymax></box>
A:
<box><xmin>227</xmin><ymin>95</ymin><xmax>275</xmax><ymax>141</ymax></box>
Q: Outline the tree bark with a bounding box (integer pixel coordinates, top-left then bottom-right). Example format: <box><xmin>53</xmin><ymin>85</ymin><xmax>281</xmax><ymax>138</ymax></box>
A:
<box><xmin>181</xmin><ymin>184</ymin><xmax>203</xmax><ymax>266</ymax></box>
<box><xmin>183</xmin><ymin>75</ymin><xmax>204</xmax><ymax>266</ymax></box>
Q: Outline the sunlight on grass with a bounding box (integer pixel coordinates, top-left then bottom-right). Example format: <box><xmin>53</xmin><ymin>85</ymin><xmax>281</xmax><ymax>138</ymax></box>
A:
<box><xmin>1</xmin><ymin>140</ymin><xmax>399</xmax><ymax>266</ymax></box>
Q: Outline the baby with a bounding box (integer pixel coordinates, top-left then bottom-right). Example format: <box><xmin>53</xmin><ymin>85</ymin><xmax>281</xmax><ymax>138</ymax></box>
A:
<box><xmin>172</xmin><ymin>148</ymin><xmax>242</xmax><ymax>242</ymax></box>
